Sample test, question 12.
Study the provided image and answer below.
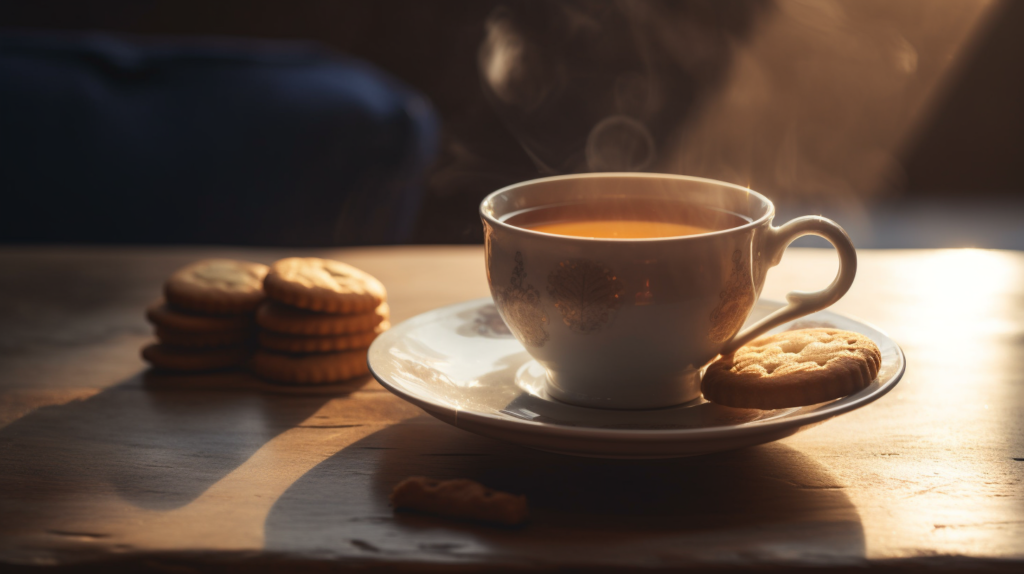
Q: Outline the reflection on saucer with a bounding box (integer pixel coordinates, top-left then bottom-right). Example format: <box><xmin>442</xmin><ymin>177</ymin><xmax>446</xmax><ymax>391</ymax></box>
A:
<box><xmin>454</xmin><ymin>303</ymin><xmax>513</xmax><ymax>339</ymax></box>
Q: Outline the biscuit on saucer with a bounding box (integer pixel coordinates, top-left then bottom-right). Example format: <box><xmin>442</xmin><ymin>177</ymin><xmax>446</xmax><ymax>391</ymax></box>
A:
<box><xmin>701</xmin><ymin>328</ymin><xmax>881</xmax><ymax>409</ymax></box>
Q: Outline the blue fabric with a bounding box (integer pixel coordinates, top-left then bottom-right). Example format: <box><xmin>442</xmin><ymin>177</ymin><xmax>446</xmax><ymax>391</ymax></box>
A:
<box><xmin>0</xmin><ymin>32</ymin><xmax>439</xmax><ymax>245</ymax></box>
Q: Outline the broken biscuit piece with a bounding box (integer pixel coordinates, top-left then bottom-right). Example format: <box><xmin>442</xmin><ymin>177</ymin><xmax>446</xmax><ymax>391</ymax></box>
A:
<box><xmin>390</xmin><ymin>477</ymin><xmax>529</xmax><ymax>526</ymax></box>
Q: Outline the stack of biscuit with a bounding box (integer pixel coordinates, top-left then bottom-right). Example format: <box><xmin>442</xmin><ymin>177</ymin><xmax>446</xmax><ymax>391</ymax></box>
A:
<box><xmin>249</xmin><ymin>257</ymin><xmax>389</xmax><ymax>385</ymax></box>
<box><xmin>142</xmin><ymin>259</ymin><xmax>268</xmax><ymax>372</ymax></box>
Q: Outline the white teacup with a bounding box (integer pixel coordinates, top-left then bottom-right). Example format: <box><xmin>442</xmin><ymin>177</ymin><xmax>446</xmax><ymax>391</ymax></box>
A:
<box><xmin>480</xmin><ymin>173</ymin><xmax>857</xmax><ymax>410</ymax></box>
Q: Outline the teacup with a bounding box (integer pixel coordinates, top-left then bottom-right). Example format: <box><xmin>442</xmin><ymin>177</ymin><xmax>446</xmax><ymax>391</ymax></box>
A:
<box><xmin>480</xmin><ymin>173</ymin><xmax>856</xmax><ymax>409</ymax></box>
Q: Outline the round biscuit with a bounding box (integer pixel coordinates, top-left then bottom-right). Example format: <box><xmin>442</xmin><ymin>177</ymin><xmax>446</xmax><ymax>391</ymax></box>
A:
<box><xmin>165</xmin><ymin>259</ymin><xmax>269</xmax><ymax>315</ymax></box>
<box><xmin>259</xmin><ymin>322</ymin><xmax>389</xmax><ymax>353</ymax></box>
<box><xmin>147</xmin><ymin>300</ymin><xmax>255</xmax><ymax>332</ymax></box>
<box><xmin>256</xmin><ymin>300</ymin><xmax>389</xmax><ymax>336</ymax></box>
<box><xmin>250</xmin><ymin>349</ymin><xmax>370</xmax><ymax>384</ymax></box>
<box><xmin>263</xmin><ymin>257</ymin><xmax>385</xmax><ymax>314</ymax></box>
<box><xmin>154</xmin><ymin>326</ymin><xmax>254</xmax><ymax>348</ymax></box>
<box><xmin>701</xmin><ymin>328</ymin><xmax>881</xmax><ymax>409</ymax></box>
<box><xmin>142</xmin><ymin>343</ymin><xmax>250</xmax><ymax>372</ymax></box>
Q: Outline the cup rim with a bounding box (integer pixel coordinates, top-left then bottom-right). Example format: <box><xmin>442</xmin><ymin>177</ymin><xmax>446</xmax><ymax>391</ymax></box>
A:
<box><xmin>480</xmin><ymin>172</ymin><xmax>775</xmax><ymax>243</ymax></box>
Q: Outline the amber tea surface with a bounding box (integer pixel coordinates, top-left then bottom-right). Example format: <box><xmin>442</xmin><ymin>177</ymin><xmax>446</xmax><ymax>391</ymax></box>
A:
<box><xmin>503</xmin><ymin>198</ymin><xmax>749</xmax><ymax>239</ymax></box>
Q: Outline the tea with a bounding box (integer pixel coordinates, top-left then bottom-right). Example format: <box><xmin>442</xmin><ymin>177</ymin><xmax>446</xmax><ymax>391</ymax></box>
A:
<box><xmin>503</xmin><ymin>199</ymin><xmax>748</xmax><ymax>239</ymax></box>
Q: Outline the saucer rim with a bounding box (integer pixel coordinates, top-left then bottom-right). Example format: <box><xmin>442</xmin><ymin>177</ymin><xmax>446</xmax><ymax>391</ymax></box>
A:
<box><xmin>368</xmin><ymin>298</ymin><xmax>905</xmax><ymax>441</ymax></box>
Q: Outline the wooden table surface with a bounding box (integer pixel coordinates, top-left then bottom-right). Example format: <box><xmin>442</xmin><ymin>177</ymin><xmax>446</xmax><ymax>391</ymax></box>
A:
<box><xmin>0</xmin><ymin>245</ymin><xmax>1021</xmax><ymax>573</ymax></box>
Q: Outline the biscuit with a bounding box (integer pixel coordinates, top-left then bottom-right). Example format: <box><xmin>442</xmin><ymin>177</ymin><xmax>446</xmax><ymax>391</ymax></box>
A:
<box><xmin>147</xmin><ymin>301</ymin><xmax>255</xmax><ymax>332</ymax></box>
<box><xmin>701</xmin><ymin>328</ymin><xmax>881</xmax><ymax>409</ymax></box>
<box><xmin>263</xmin><ymin>257</ymin><xmax>386</xmax><ymax>314</ymax></box>
<box><xmin>391</xmin><ymin>477</ymin><xmax>529</xmax><ymax>526</ymax></box>
<box><xmin>141</xmin><ymin>343</ymin><xmax>250</xmax><ymax>372</ymax></box>
<box><xmin>155</xmin><ymin>326</ymin><xmax>253</xmax><ymax>348</ymax></box>
<box><xmin>250</xmin><ymin>348</ymin><xmax>369</xmax><ymax>384</ymax></box>
<box><xmin>258</xmin><ymin>322</ymin><xmax>389</xmax><ymax>353</ymax></box>
<box><xmin>164</xmin><ymin>259</ymin><xmax>269</xmax><ymax>315</ymax></box>
<box><xmin>256</xmin><ymin>301</ymin><xmax>389</xmax><ymax>336</ymax></box>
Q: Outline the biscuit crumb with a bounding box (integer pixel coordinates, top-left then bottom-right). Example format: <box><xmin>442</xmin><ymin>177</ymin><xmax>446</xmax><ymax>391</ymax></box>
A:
<box><xmin>391</xmin><ymin>477</ymin><xmax>528</xmax><ymax>526</ymax></box>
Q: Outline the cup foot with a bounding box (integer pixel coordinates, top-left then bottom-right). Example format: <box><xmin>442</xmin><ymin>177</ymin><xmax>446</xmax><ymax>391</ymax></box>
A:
<box><xmin>516</xmin><ymin>361</ymin><xmax>702</xmax><ymax>410</ymax></box>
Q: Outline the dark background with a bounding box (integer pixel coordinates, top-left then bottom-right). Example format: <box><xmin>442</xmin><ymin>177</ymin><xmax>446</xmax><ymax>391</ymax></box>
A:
<box><xmin>2</xmin><ymin>0</ymin><xmax>1022</xmax><ymax>248</ymax></box>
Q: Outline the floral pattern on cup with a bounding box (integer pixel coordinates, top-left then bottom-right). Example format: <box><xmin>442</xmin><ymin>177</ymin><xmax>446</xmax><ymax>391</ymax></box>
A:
<box><xmin>547</xmin><ymin>259</ymin><xmax>625</xmax><ymax>333</ymax></box>
<box><xmin>498</xmin><ymin>252</ymin><xmax>549</xmax><ymax>347</ymax></box>
<box><xmin>709</xmin><ymin>249</ymin><xmax>756</xmax><ymax>343</ymax></box>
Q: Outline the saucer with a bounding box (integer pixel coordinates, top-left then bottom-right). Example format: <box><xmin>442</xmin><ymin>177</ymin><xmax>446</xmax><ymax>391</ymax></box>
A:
<box><xmin>368</xmin><ymin>298</ymin><xmax>905</xmax><ymax>459</ymax></box>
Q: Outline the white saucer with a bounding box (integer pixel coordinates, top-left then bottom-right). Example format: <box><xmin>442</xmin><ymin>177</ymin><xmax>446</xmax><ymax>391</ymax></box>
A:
<box><xmin>368</xmin><ymin>298</ymin><xmax>905</xmax><ymax>459</ymax></box>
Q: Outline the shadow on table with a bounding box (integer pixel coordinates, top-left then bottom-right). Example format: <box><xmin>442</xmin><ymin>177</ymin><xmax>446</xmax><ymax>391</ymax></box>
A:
<box><xmin>264</xmin><ymin>415</ymin><xmax>866</xmax><ymax>564</ymax></box>
<box><xmin>0</xmin><ymin>370</ymin><xmax>340</xmax><ymax>516</ymax></box>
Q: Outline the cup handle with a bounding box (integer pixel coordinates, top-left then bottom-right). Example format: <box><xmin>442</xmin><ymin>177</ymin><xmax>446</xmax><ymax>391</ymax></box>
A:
<box><xmin>722</xmin><ymin>216</ymin><xmax>857</xmax><ymax>354</ymax></box>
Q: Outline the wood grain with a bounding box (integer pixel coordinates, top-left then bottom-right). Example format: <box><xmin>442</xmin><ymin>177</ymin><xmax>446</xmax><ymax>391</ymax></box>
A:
<box><xmin>0</xmin><ymin>246</ymin><xmax>1021</xmax><ymax>572</ymax></box>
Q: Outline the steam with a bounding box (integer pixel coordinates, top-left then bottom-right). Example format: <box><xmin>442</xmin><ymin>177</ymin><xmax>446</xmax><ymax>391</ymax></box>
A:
<box><xmin>480</xmin><ymin>9</ymin><xmax>548</xmax><ymax>113</ymax></box>
<box><xmin>477</xmin><ymin>2</ymin><xmax>690</xmax><ymax>174</ymax></box>
<box><xmin>477</xmin><ymin>0</ymin><xmax>996</xmax><ymax>204</ymax></box>
<box><xmin>666</xmin><ymin>0</ymin><xmax>995</xmax><ymax>204</ymax></box>
<box><xmin>585</xmin><ymin>115</ymin><xmax>656</xmax><ymax>171</ymax></box>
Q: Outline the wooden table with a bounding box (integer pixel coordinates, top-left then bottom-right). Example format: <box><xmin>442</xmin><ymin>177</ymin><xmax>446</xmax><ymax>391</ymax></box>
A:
<box><xmin>1</xmin><ymin>246</ymin><xmax>1021</xmax><ymax>573</ymax></box>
